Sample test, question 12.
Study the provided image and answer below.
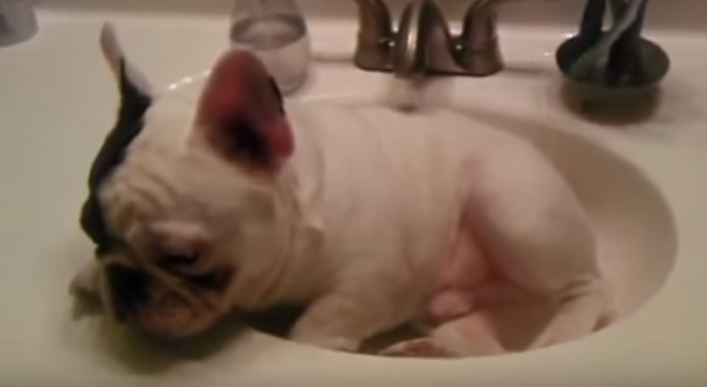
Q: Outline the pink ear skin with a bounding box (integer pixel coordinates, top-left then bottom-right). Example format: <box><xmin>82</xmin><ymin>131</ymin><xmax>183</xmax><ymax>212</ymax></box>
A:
<box><xmin>196</xmin><ymin>49</ymin><xmax>294</xmax><ymax>174</ymax></box>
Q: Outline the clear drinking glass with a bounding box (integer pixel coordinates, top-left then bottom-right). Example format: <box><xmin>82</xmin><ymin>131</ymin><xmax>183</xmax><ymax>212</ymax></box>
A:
<box><xmin>230</xmin><ymin>0</ymin><xmax>311</xmax><ymax>94</ymax></box>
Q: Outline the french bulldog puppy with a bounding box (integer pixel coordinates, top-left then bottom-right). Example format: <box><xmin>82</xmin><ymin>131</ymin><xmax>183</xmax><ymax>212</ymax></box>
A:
<box><xmin>71</xmin><ymin>24</ymin><xmax>613</xmax><ymax>357</ymax></box>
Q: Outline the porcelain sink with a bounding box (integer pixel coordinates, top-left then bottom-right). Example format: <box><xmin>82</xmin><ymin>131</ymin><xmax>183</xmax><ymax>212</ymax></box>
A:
<box><xmin>0</xmin><ymin>1</ymin><xmax>705</xmax><ymax>386</ymax></box>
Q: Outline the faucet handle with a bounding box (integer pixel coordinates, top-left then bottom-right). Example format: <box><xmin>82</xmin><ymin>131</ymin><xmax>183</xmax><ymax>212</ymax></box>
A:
<box><xmin>458</xmin><ymin>0</ymin><xmax>560</xmax><ymax>76</ymax></box>
<box><xmin>461</xmin><ymin>0</ymin><xmax>501</xmax><ymax>48</ymax></box>
<box><xmin>458</xmin><ymin>0</ymin><xmax>504</xmax><ymax>76</ymax></box>
<box><xmin>353</xmin><ymin>0</ymin><xmax>395</xmax><ymax>71</ymax></box>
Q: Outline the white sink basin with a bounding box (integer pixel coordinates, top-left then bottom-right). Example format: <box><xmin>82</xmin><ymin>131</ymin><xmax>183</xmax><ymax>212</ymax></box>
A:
<box><xmin>0</xmin><ymin>1</ymin><xmax>705</xmax><ymax>386</ymax></box>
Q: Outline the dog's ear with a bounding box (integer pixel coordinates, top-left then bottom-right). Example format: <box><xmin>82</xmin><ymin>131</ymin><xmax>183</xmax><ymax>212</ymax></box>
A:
<box><xmin>81</xmin><ymin>24</ymin><xmax>153</xmax><ymax>253</ymax></box>
<box><xmin>99</xmin><ymin>23</ymin><xmax>152</xmax><ymax>102</ymax></box>
<box><xmin>88</xmin><ymin>23</ymin><xmax>153</xmax><ymax>191</ymax></box>
<box><xmin>194</xmin><ymin>49</ymin><xmax>293</xmax><ymax>174</ymax></box>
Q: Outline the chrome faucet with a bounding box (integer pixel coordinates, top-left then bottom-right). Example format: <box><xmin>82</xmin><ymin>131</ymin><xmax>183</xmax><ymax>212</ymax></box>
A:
<box><xmin>353</xmin><ymin>0</ymin><xmax>508</xmax><ymax>78</ymax></box>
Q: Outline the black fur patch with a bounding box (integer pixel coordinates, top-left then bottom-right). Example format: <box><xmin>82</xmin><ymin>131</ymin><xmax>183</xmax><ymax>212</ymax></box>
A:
<box><xmin>80</xmin><ymin>59</ymin><xmax>152</xmax><ymax>256</ymax></box>
<box><xmin>105</xmin><ymin>263</ymin><xmax>151</xmax><ymax>319</ymax></box>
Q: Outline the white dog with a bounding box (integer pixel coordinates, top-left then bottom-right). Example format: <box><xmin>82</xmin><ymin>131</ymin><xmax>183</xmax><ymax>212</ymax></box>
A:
<box><xmin>71</xmin><ymin>25</ymin><xmax>613</xmax><ymax>357</ymax></box>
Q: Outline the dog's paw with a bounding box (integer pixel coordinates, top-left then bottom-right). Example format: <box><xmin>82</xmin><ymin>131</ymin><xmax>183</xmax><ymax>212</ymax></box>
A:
<box><xmin>291</xmin><ymin>333</ymin><xmax>360</xmax><ymax>353</ymax></box>
<box><xmin>69</xmin><ymin>261</ymin><xmax>100</xmax><ymax>300</ymax></box>
<box><xmin>379</xmin><ymin>338</ymin><xmax>452</xmax><ymax>358</ymax></box>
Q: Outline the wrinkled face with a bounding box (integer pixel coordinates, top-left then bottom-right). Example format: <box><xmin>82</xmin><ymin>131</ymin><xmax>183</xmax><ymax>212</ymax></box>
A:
<box><xmin>97</xmin><ymin>218</ymin><xmax>238</xmax><ymax>338</ymax></box>
<box><xmin>78</xmin><ymin>25</ymin><xmax>294</xmax><ymax>338</ymax></box>
<box><xmin>93</xmin><ymin>116</ymin><xmax>279</xmax><ymax>337</ymax></box>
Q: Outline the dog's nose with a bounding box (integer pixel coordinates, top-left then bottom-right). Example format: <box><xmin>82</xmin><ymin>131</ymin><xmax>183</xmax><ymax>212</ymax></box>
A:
<box><xmin>105</xmin><ymin>263</ymin><xmax>150</xmax><ymax>321</ymax></box>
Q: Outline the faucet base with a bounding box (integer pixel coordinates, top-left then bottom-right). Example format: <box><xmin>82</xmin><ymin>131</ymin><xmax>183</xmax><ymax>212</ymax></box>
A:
<box><xmin>353</xmin><ymin>0</ymin><xmax>505</xmax><ymax>79</ymax></box>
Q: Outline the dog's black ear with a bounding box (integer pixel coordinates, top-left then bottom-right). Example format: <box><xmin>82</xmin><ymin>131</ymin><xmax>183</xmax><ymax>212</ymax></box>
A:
<box><xmin>88</xmin><ymin>24</ymin><xmax>152</xmax><ymax>190</ymax></box>
<box><xmin>195</xmin><ymin>49</ymin><xmax>293</xmax><ymax>174</ymax></box>
<box><xmin>99</xmin><ymin>23</ymin><xmax>152</xmax><ymax>104</ymax></box>
<box><xmin>80</xmin><ymin>24</ymin><xmax>152</xmax><ymax>253</ymax></box>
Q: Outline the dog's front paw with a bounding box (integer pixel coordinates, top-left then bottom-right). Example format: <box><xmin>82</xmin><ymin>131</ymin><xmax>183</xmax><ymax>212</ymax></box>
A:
<box><xmin>379</xmin><ymin>338</ymin><xmax>452</xmax><ymax>358</ymax></box>
<box><xmin>290</xmin><ymin>331</ymin><xmax>360</xmax><ymax>353</ymax></box>
<box><xmin>69</xmin><ymin>261</ymin><xmax>100</xmax><ymax>300</ymax></box>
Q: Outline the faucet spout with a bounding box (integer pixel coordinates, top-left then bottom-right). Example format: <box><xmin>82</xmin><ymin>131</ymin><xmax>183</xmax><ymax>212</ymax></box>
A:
<box><xmin>392</xmin><ymin>0</ymin><xmax>427</xmax><ymax>78</ymax></box>
<box><xmin>393</xmin><ymin>0</ymin><xmax>459</xmax><ymax>78</ymax></box>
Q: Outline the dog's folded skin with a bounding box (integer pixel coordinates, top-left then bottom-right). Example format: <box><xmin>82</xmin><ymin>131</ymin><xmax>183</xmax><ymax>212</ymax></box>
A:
<box><xmin>72</xmin><ymin>24</ymin><xmax>613</xmax><ymax>357</ymax></box>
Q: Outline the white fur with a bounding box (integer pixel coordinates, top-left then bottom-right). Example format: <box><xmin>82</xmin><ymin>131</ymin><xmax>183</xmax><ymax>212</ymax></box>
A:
<box><xmin>283</xmin><ymin>104</ymin><xmax>612</xmax><ymax>353</ymax></box>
